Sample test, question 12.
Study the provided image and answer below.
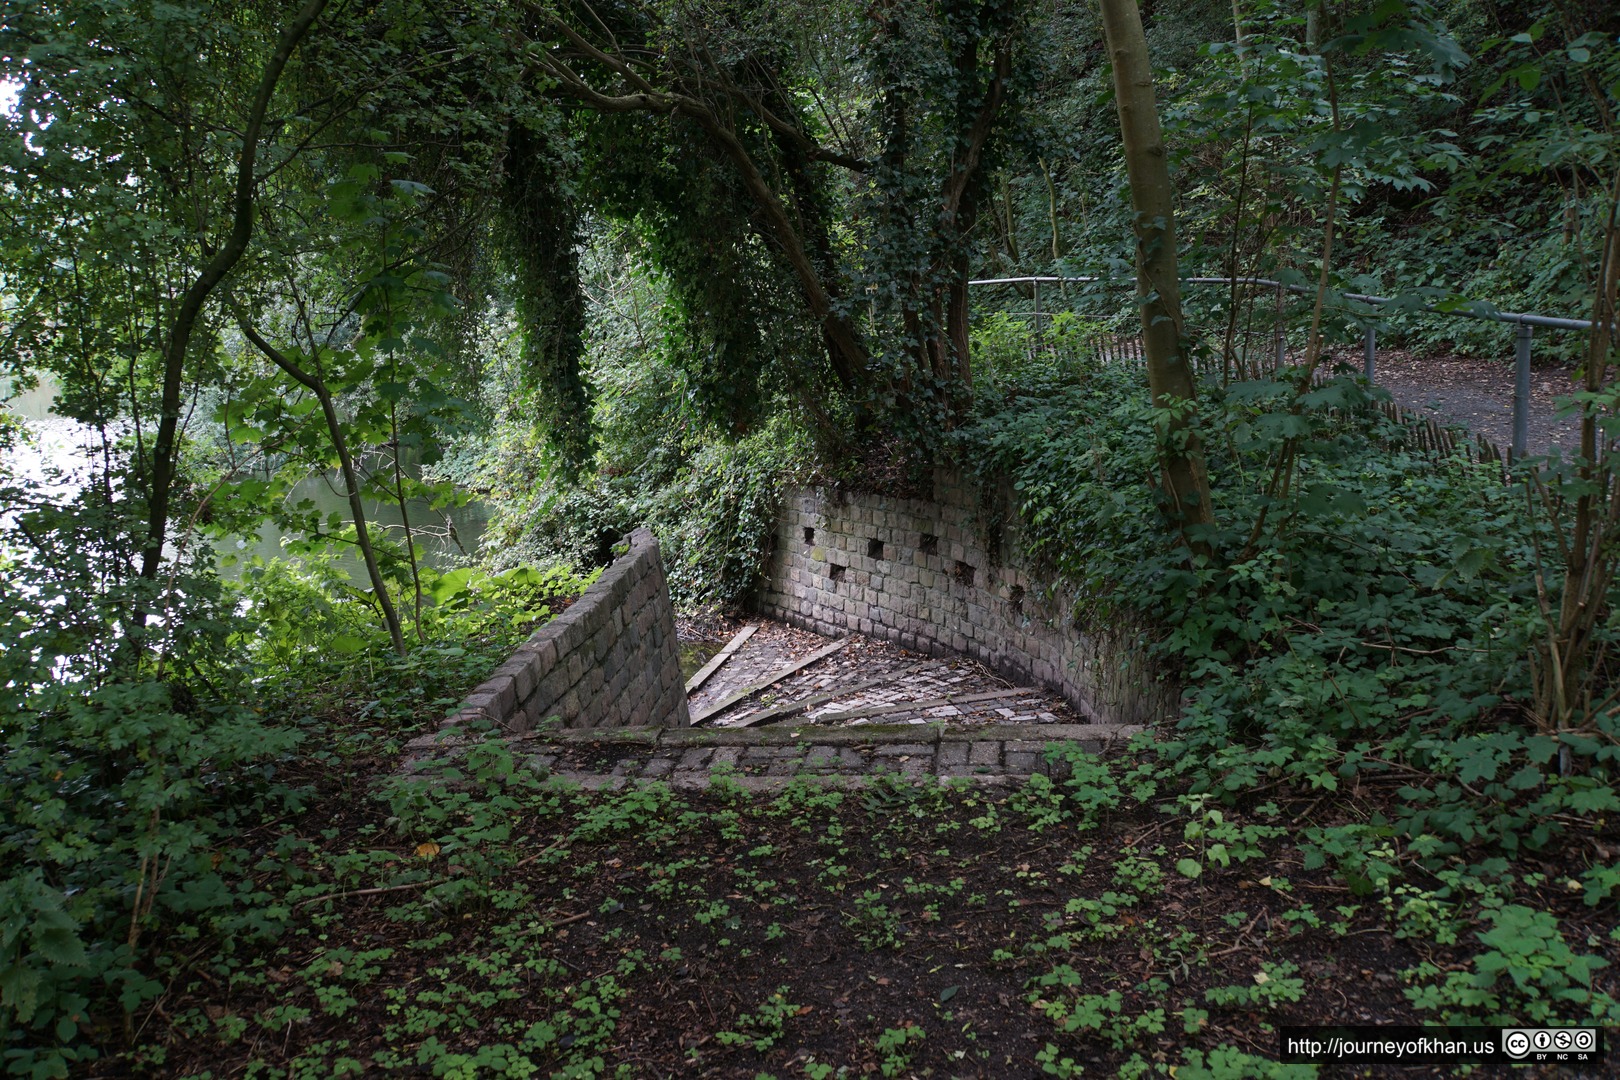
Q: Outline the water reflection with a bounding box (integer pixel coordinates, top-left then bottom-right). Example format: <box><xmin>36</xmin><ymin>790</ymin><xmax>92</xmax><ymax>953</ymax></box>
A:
<box><xmin>1</xmin><ymin>376</ymin><xmax>106</xmax><ymax>507</ymax></box>
<box><xmin>224</xmin><ymin>471</ymin><xmax>490</xmax><ymax>581</ymax></box>
<box><xmin>3</xmin><ymin>376</ymin><xmax>490</xmax><ymax>581</ymax></box>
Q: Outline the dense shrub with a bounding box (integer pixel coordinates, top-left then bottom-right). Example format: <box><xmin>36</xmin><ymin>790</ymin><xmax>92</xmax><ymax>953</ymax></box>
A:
<box><xmin>958</xmin><ymin>328</ymin><xmax>1615</xmax><ymax>856</ymax></box>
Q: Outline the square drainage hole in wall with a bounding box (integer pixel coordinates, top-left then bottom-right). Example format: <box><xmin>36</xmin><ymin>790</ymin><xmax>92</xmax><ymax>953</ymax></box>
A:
<box><xmin>803</xmin><ymin>526</ymin><xmax>815</xmax><ymax>543</ymax></box>
<box><xmin>953</xmin><ymin>561</ymin><xmax>976</xmax><ymax>587</ymax></box>
<box><xmin>920</xmin><ymin>533</ymin><xmax>939</xmax><ymax>555</ymax></box>
<box><xmin>867</xmin><ymin>538</ymin><xmax>885</xmax><ymax>559</ymax></box>
<box><xmin>1009</xmin><ymin>584</ymin><xmax>1025</xmax><ymax>614</ymax></box>
<box><xmin>829</xmin><ymin>563</ymin><xmax>847</xmax><ymax>583</ymax></box>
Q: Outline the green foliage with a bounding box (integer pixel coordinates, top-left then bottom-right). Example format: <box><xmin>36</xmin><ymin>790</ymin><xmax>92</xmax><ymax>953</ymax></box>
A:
<box><xmin>0</xmin><ymin>495</ymin><xmax>301</xmax><ymax>1072</ymax></box>
<box><xmin>993</xmin><ymin>0</ymin><xmax>1613</xmax><ymax>364</ymax></box>
<box><xmin>714</xmin><ymin>988</ymin><xmax>803</xmax><ymax>1053</ymax></box>
<box><xmin>971</xmin><ymin>310</ymin><xmax>1110</xmax><ymax>394</ymax></box>
<box><xmin>233</xmin><ymin>554</ymin><xmax>590</xmax><ymax>738</ymax></box>
<box><xmin>1163</xmin><ymin>1046</ymin><xmax>1317</xmax><ymax>1080</ymax></box>
<box><xmin>1030</xmin><ymin>980</ymin><xmax>1166</xmax><ymax>1048</ymax></box>
<box><xmin>959</xmin><ymin>320</ymin><xmax>1611</xmax><ymax>857</ymax></box>
<box><xmin>5</xmin><ymin>2</ymin><xmax>1620</xmax><ymax>1073</ymax></box>
<box><xmin>872</xmin><ymin>1024</ymin><xmax>925</xmax><ymax>1078</ymax></box>
<box><xmin>1405</xmin><ymin>904</ymin><xmax>1620</xmax><ymax>1025</ymax></box>
<box><xmin>1042</xmin><ymin>744</ymin><xmax>1127</xmax><ymax>829</ymax></box>
<box><xmin>480</xmin><ymin>411</ymin><xmax>807</xmax><ymax>611</ymax></box>
<box><xmin>1203</xmin><ymin>961</ymin><xmax>1306</xmax><ymax>1009</ymax></box>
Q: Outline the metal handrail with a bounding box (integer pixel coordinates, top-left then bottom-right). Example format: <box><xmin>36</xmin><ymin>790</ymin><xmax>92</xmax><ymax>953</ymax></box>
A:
<box><xmin>967</xmin><ymin>274</ymin><xmax>1613</xmax><ymax>457</ymax></box>
<box><xmin>970</xmin><ymin>274</ymin><xmax>1600</xmax><ymax>332</ymax></box>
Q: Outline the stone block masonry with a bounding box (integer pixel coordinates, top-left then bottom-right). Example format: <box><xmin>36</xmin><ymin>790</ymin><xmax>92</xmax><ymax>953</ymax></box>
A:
<box><xmin>497</xmin><ymin>722</ymin><xmax>1145</xmax><ymax>792</ymax></box>
<box><xmin>757</xmin><ymin>469</ymin><xmax>1176</xmax><ymax>726</ymax></box>
<box><xmin>423</xmin><ymin>529</ymin><xmax>689</xmax><ymax>742</ymax></box>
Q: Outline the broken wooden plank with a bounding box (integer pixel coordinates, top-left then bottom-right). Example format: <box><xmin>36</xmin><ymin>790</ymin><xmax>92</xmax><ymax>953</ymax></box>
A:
<box><xmin>684</xmin><ymin>624</ymin><xmax>758</xmax><ymax>695</ymax></box>
<box><xmin>728</xmin><ymin>661</ymin><xmax>941</xmax><ymax>728</ymax></box>
<box><xmin>809</xmin><ymin>687</ymin><xmax>1041</xmax><ymax>725</ymax></box>
<box><xmin>691</xmin><ymin>636</ymin><xmax>851</xmax><ymax>724</ymax></box>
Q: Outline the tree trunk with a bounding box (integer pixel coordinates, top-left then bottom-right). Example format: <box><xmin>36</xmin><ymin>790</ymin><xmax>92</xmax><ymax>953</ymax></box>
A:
<box><xmin>1098</xmin><ymin>0</ymin><xmax>1217</xmax><ymax>543</ymax></box>
<box><xmin>1545</xmin><ymin>178</ymin><xmax>1620</xmax><ymax>730</ymax></box>
<box><xmin>234</xmin><ymin>316</ymin><xmax>411</xmax><ymax>658</ymax></box>
<box><xmin>136</xmin><ymin>0</ymin><xmax>331</xmax><ymax>611</ymax></box>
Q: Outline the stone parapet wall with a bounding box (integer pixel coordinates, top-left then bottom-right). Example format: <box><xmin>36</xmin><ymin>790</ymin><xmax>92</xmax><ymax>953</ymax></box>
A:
<box><xmin>435</xmin><ymin>528</ymin><xmax>689</xmax><ymax>735</ymax></box>
<box><xmin>757</xmin><ymin>470</ymin><xmax>1174</xmax><ymax>726</ymax></box>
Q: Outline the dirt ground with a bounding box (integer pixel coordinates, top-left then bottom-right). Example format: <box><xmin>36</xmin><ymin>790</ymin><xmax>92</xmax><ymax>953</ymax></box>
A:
<box><xmin>1329</xmin><ymin>347</ymin><xmax>1583</xmax><ymax>459</ymax></box>
<box><xmin>123</xmin><ymin>745</ymin><xmax>1619</xmax><ymax>1079</ymax></box>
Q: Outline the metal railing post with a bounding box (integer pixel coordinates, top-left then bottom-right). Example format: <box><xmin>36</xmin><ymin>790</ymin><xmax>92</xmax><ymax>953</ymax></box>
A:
<box><xmin>1274</xmin><ymin>283</ymin><xmax>1286</xmax><ymax>372</ymax></box>
<box><xmin>1031</xmin><ymin>279</ymin><xmax>1044</xmax><ymax>353</ymax></box>
<box><xmin>967</xmin><ymin>276</ymin><xmax>1594</xmax><ymax>461</ymax></box>
<box><xmin>1514</xmin><ymin>321</ymin><xmax>1532</xmax><ymax>460</ymax></box>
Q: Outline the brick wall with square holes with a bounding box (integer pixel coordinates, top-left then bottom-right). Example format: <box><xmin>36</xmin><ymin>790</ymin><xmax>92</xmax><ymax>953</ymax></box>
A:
<box><xmin>756</xmin><ymin>469</ymin><xmax>1175</xmax><ymax>726</ymax></box>
<box><xmin>429</xmin><ymin>528</ymin><xmax>690</xmax><ymax>737</ymax></box>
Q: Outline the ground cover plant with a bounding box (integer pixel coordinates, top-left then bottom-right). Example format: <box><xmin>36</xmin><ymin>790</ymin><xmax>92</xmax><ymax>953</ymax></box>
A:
<box><xmin>84</xmin><ymin>734</ymin><xmax>1620</xmax><ymax>1076</ymax></box>
<box><xmin>0</xmin><ymin>550</ymin><xmax>589</xmax><ymax>1078</ymax></box>
<box><xmin>10</xmin><ymin>256</ymin><xmax>1620</xmax><ymax>1079</ymax></box>
<box><xmin>15</xmin><ymin>339</ymin><xmax>1620</xmax><ymax>1073</ymax></box>
<box><xmin>961</xmin><ymin>324</ymin><xmax>1617</xmax><ymax>851</ymax></box>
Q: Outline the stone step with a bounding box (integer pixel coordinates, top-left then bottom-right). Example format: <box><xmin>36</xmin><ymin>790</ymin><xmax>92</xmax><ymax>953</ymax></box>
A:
<box><xmin>422</xmin><ymin>721</ymin><xmax>1148</xmax><ymax>790</ymax></box>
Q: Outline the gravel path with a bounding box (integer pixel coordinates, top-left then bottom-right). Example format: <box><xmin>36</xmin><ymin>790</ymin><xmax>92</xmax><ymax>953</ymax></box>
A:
<box><xmin>1333</xmin><ymin>346</ymin><xmax>1582</xmax><ymax>458</ymax></box>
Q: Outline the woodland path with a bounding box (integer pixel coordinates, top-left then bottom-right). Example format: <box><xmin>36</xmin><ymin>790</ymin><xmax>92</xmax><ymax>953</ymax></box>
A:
<box><xmin>1346</xmin><ymin>346</ymin><xmax>1582</xmax><ymax>457</ymax></box>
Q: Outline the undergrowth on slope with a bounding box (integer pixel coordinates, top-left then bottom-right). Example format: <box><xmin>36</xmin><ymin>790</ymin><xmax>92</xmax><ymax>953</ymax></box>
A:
<box><xmin>960</xmin><ymin>334</ymin><xmax>1617</xmax><ymax>861</ymax></box>
<box><xmin>0</xmin><ymin>553</ymin><xmax>588</xmax><ymax>1077</ymax></box>
<box><xmin>477</xmin><ymin>415</ymin><xmax>809</xmax><ymax>612</ymax></box>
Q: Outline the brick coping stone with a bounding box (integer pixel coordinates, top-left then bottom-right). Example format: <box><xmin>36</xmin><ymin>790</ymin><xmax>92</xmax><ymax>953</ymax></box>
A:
<box><xmin>404</xmin><ymin>722</ymin><xmax>1145</xmax><ymax>792</ymax></box>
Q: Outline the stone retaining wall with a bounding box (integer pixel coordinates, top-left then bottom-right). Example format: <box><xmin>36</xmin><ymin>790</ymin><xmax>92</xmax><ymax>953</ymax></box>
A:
<box><xmin>436</xmin><ymin>528</ymin><xmax>689</xmax><ymax>734</ymax></box>
<box><xmin>757</xmin><ymin>470</ymin><xmax>1174</xmax><ymax>726</ymax></box>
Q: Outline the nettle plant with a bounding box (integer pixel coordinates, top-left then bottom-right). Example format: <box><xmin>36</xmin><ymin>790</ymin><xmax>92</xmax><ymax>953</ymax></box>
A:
<box><xmin>1404</xmin><ymin>904</ymin><xmax>1620</xmax><ymax>1026</ymax></box>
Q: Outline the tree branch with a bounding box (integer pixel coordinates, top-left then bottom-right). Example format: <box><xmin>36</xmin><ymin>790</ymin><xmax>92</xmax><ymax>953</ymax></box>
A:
<box><xmin>227</xmin><ymin>301</ymin><xmax>409</xmax><ymax>656</ymax></box>
<box><xmin>137</xmin><ymin>0</ymin><xmax>332</xmax><ymax>605</ymax></box>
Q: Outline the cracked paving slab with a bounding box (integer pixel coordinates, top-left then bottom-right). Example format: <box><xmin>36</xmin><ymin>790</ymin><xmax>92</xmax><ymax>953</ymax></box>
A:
<box><xmin>685</xmin><ymin>619</ymin><xmax>1082</xmax><ymax>729</ymax></box>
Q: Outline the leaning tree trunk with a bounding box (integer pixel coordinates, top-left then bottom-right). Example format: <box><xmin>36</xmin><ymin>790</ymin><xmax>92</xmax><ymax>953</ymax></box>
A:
<box><xmin>234</xmin><ymin>316</ymin><xmax>411</xmax><ymax>658</ymax></box>
<box><xmin>1098</xmin><ymin>0</ymin><xmax>1217</xmax><ymax>547</ymax></box>
<box><xmin>136</xmin><ymin>0</ymin><xmax>331</xmax><ymax>610</ymax></box>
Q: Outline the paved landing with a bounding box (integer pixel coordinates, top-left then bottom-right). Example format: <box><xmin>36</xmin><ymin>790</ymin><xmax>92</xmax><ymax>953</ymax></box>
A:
<box><xmin>686</xmin><ymin>621</ymin><xmax>1084</xmax><ymax>729</ymax></box>
<box><xmin>411</xmin><ymin>619</ymin><xmax>1138</xmax><ymax>787</ymax></box>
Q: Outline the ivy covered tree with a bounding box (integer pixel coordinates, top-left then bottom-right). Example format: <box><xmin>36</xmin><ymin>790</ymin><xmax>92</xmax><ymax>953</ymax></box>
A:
<box><xmin>507</xmin><ymin>0</ymin><xmax>1047</xmax><ymax>445</ymax></box>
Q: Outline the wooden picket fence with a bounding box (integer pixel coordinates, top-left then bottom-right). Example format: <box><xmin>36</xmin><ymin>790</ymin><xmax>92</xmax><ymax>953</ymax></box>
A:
<box><xmin>1058</xmin><ymin>330</ymin><xmax>1512</xmax><ymax>472</ymax></box>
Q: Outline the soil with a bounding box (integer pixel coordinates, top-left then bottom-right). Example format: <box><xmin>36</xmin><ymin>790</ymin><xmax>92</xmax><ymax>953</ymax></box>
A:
<box><xmin>113</xmin><ymin>743</ymin><xmax>1620</xmax><ymax>1079</ymax></box>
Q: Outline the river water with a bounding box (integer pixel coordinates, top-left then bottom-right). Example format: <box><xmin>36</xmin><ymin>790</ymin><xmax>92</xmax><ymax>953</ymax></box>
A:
<box><xmin>2</xmin><ymin>377</ymin><xmax>490</xmax><ymax>581</ymax></box>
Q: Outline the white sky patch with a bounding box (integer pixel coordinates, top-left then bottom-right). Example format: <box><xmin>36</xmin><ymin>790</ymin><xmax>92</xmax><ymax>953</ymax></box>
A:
<box><xmin>0</xmin><ymin>79</ymin><xmax>19</xmax><ymax>117</ymax></box>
